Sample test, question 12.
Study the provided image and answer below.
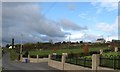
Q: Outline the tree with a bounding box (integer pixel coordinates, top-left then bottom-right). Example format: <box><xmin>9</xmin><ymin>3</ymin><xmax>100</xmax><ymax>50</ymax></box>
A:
<box><xmin>110</xmin><ymin>42</ymin><xmax>116</xmax><ymax>51</ymax></box>
<box><xmin>6</xmin><ymin>44</ymin><xmax>10</xmax><ymax>48</ymax></box>
<box><xmin>80</xmin><ymin>41</ymin><xmax>83</xmax><ymax>44</ymax></box>
<box><xmin>63</xmin><ymin>41</ymin><xmax>66</xmax><ymax>44</ymax></box>
<box><xmin>12</xmin><ymin>38</ymin><xmax>14</xmax><ymax>49</ymax></box>
<box><xmin>83</xmin><ymin>44</ymin><xmax>89</xmax><ymax>55</ymax></box>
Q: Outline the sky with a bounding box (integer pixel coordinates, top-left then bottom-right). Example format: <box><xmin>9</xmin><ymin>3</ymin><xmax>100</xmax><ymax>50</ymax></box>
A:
<box><xmin>2</xmin><ymin>0</ymin><xmax>120</xmax><ymax>46</ymax></box>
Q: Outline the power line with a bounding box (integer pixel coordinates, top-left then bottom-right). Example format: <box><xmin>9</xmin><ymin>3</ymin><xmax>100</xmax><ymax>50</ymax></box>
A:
<box><xmin>43</xmin><ymin>2</ymin><xmax>57</xmax><ymax>16</ymax></box>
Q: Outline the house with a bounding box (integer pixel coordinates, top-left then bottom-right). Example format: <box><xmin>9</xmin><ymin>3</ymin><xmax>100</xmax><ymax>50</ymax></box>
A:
<box><xmin>9</xmin><ymin>46</ymin><xmax>15</xmax><ymax>49</ymax></box>
<box><xmin>96</xmin><ymin>38</ymin><xmax>106</xmax><ymax>43</ymax></box>
<box><xmin>112</xmin><ymin>39</ymin><xmax>120</xmax><ymax>43</ymax></box>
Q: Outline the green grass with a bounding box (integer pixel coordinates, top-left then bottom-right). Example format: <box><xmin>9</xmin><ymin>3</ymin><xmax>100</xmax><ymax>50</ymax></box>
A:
<box><xmin>84</xmin><ymin>56</ymin><xmax>92</xmax><ymax>59</ymax></box>
<box><xmin>27</xmin><ymin>46</ymin><xmax>108</xmax><ymax>56</ymax></box>
<box><xmin>102</xmin><ymin>52</ymin><xmax>120</xmax><ymax>56</ymax></box>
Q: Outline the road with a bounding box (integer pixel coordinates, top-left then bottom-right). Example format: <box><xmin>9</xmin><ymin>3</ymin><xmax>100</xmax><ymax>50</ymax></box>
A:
<box><xmin>2</xmin><ymin>53</ymin><xmax>57</xmax><ymax>71</ymax></box>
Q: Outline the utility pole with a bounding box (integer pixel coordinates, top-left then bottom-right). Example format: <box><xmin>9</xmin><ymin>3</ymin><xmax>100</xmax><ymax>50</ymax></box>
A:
<box><xmin>12</xmin><ymin>38</ymin><xmax>14</xmax><ymax>49</ymax></box>
<box><xmin>108</xmin><ymin>35</ymin><xmax>109</xmax><ymax>41</ymax></box>
<box><xmin>101</xmin><ymin>35</ymin><xmax>103</xmax><ymax>39</ymax></box>
<box><xmin>68</xmin><ymin>33</ymin><xmax>71</xmax><ymax>49</ymax></box>
<box><xmin>69</xmin><ymin>33</ymin><xmax>71</xmax><ymax>42</ymax></box>
<box><xmin>20</xmin><ymin>34</ymin><xmax>23</xmax><ymax>54</ymax></box>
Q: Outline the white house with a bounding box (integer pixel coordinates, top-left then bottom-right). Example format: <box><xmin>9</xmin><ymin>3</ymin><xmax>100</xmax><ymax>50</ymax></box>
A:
<box><xmin>96</xmin><ymin>38</ymin><xmax>106</xmax><ymax>43</ymax></box>
<box><xmin>9</xmin><ymin>46</ymin><xmax>15</xmax><ymax>49</ymax></box>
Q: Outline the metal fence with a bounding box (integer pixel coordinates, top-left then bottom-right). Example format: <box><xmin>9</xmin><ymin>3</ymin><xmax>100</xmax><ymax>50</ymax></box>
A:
<box><xmin>66</xmin><ymin>56</ymin><xmax>92</xmax><ymax>68</ymax></box>
<box><xmin>51</xmin><ymin>55</ymin><xmax>62</xmax><ymax>61</ymax></box>
<box><xmin>100</xmin><ymin>55</ymin><xmax>120</xmax><ymax>70</ymax></box>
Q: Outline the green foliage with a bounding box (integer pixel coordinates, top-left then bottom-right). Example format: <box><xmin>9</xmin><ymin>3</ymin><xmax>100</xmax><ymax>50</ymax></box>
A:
<box><xmin>9</xmin><ymin>49</ymin><xmax>19</xmax><ymax>60</ymax></box>
<box><xmin>12</xmin><ymin>38</ymin><xmax>14</xmax><ymax>49</ymax></box>
<box><xmin>102</xmin><ymin>52</ymin><xmax>120</xmax><ymax>56</ymax></box>
<box><xmin>6</xmin><ymin>44</ymin><xmax>10</xmax><ymax>48</ymax></box>
<box><xmin>5</xmin><ymin>48</ymin><xmax>19</xmax><ymax>61</ymax></box>
<box><xmin>80</xmin><ymin>41</ymin><xmax>83</xmax><ymax>44</ymax></box>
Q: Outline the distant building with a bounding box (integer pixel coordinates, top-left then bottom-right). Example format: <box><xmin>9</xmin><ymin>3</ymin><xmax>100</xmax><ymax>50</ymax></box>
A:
<box><xmin>9</xmin><ymin>46</ymin><xmax>15</xmax><ymax>49</ymax></box>
<box><xmin>96</xmin><ymin>38</ymin><xmax>106</xmax><ymax>43</ymax></box>
<box><xmin>106</xmin><ymin>41</ymin><xmax>111</xmax><ymax>43</ymax></box>
<box><xmin>112</xmin><ymin>39</ymin><xmax>120</xmax><ymax>43</ymax></box>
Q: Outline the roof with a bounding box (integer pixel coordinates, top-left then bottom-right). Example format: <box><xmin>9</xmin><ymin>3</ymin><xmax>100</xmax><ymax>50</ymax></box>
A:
<box><xmin>97</xmin><ymin>38</ymin><xmax>105</xmax><ymax>41</ymax></box>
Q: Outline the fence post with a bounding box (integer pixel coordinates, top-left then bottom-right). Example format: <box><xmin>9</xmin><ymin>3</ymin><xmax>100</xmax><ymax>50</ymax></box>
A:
<box><xmin>27</xmin><ymin>55</ymin><xmax>30</xmax><ymax>62</ymax></box>
<box><xmin>48</xmin><ymin>54</ymin><xmax>51</xmax><ymax>60</ymax></box>
<box><xmin>37</xmin><ymin>55</ymin><xmax>39</xmax><ymax>62</ymax></box>
<box><xmin>92</xmin><ymin>54</ymin><xmax>100</xmax><ymax>70</ymax></box>
<box><xmin>20</xmin><ymin>54</ymin><xmax>23</xmax><ymax>62</ymax></box>
<box><xmin>115</xmin><ymin>47</ymin><xmax>118</xmax><ymax>52</ymax></box>
<box><xmin>76</xmin><ymin>56</ymin><xmax>77</xmax><ymax>65</ymax></box>
<box><xmin>62</xmin><ymin>55</ymin><xmax>65</xmax><ymax>63</ymax></box>
<box><xmin>100</xmin><ymin>49</ymin><xmax>103</xmax><ymax>54</ymax></box>
<box><xmin>113</xmin><ymin>56</ymin><xmax>116</xmax><ymax>70</ymax></box>
<box><xmin>62</xmin><ymin>53</ymin><xmax>68</xmax><ymax>70</ymax></box>
<box><xmin>84</xmin><ymin>58</ymin><xmax>86</xmax><ymax>67</ymax></box>
<box><xmin>28</xmin><ymin>54</ymin><xmax>30</xmax><ymax>59</ymax></box>
<box><xmin>48</xmin><ymin>54</ymin><xmax>51</xmax><ymax>66</ymax></box>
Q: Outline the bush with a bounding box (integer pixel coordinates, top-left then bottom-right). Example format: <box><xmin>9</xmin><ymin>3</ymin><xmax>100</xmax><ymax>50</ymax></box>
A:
<box><xmin>83</xmin><ymin>44</ymin><xmax>89</xmax><ymax>55</ymax></box>
<box><xmin>39</xmin><ymin>55</ymin><xmax>48</xmax><ymax>58</ymax></box>
<box><xmin>118</xmin><ymin>48</ymin><xmax>120</xmax><ymax>51</ymax></box>
<box><xmin>30</xmin><ymin>55</ymin><xmax>37</xmax><ymax>58</ymax></box>
<box><xmin>22</xmin><ymin>51</ymin><xmax>29</xmax><ymax>57</ymax></box>
<box><xmin>9</xmin><ymin>49</ymin><xmax>19</xmax><ymax>61</ymax></box>
<box><xmin>88</xmin><ymin>51</ymin><xmax>100</xmax><ymax>55</ymax></box>
<box><xmin>51</xmin><ymin>55</ymin><xmax>62</xmax><ymax>61</ymax></box>
<box><xmin>103</xmin><ymin>49</ymin><xmax>111</xmax><ymax>52</ymax></box>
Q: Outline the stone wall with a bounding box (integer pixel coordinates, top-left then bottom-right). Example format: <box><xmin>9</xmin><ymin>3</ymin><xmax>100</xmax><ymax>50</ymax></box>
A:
<box><xmin>20</xmin><ymin>54</ymin><xmax>49</xmax><ymax>63</ymax></box>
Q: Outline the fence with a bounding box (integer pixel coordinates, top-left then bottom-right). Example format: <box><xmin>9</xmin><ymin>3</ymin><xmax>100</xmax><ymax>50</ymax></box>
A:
<box><xmin>22</xmin><ymin>54</ymin><xmax>48</xmax><ymax>58</ymax></box>
<box><xmin>100</xmin><ymin>55</ymin><xmax>120</xmax><ymax>70</ymax></box>
<box><xmin>66</xmin><ymin>56</ymin><xmax>92</xmax><ymax>68</ymax></box>
<box><xmin>51</xmin><ymin>55</ymin><xmax>62</xmax><ymax>61</ymax></box>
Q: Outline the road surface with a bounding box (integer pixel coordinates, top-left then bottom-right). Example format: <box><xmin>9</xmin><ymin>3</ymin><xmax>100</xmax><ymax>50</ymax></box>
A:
<box><xmin>2</xmin><ymin>53</ymin><xmax>57</xmax><ymax>70</ymax></box>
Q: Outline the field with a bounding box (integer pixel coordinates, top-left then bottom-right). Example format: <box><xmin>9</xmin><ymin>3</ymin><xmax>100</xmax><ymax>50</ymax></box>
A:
<box><xmin>3</xmin><ymin>43</ymin><xmax>120</xmax><ymax>61</ymax></box>
<box><xmin>28</xmin><ymin>46</ymin><xmax>109</xmax><ymax>56</ymax></box>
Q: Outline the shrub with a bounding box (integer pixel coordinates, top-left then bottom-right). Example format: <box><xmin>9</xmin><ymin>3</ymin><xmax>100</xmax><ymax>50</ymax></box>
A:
<box><xmin>39</xmin><ymin>55</ymin><xmax>48</xmax><ymax>58</ymax></box>
<box><xmin>88</xmin><ymin>51</ymin><xmax>100</xmax><ymax>55</ymax></box>
<box><xmin>30</xmin><ymin>55</ymin><xmax>37</xmax><ymax>58</ymax></box>
<box><xmin>103</xmin><ymin>49</ymin><xmax>111</xmax><ymax>52</ymax></box>
<box><xmin>110</xmin><ymin>42</ymin><xmax>116</xmax><ymax>51</ymax></box>
<box><xmin>9</xmin><ymin>49</ymin><xmax>19</xmax><ymax>61</ymax></box>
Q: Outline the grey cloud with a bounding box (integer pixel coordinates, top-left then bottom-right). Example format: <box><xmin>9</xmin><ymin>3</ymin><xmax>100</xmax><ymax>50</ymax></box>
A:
<box><xmin>60</xmin><ymin>19</ymin><xmax>87</xmax><ymax>31</ymax></box>
<box><xmin>3</xmin><ymin>2</ymin><xmax>36</xmax><ymax>7</ymax></box>
<box><xmin>40</xmin><ymin>35</ymin><xmax>66</xmax><ymax>42</ymax></box>
<box><xmin>71</xmin><ymin>33</ymin><xmax>98</xmax><ymax>42</ymax></box>
<box><xmin>2</xmin><ymin>2</ymin><xmax>65</xmax><ymax>44</ymax></box>
<box><xmin>2</xmin><ymin>2</ymin><xmax>87</xmax><ymax>45</ymax></box>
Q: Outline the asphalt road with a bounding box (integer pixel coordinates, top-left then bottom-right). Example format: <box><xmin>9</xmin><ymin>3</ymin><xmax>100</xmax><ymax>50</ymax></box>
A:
<box><xmin>2</xmin><ymin>53</ymin><xmax>57</xmax><ymax>70</ymax></box>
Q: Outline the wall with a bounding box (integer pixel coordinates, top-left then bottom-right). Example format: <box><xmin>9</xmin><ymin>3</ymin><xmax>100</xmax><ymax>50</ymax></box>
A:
<box><xmin>48</xmin><ymin>54</ymin><xmax>117</xmax><ymax>70</ymax></box>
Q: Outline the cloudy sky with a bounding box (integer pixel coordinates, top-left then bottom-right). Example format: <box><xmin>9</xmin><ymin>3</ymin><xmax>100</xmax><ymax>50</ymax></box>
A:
<box><xmin>2</xmin><ymin>0</ymin><xmax>119</xmax><ymax>46</ymax></box>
